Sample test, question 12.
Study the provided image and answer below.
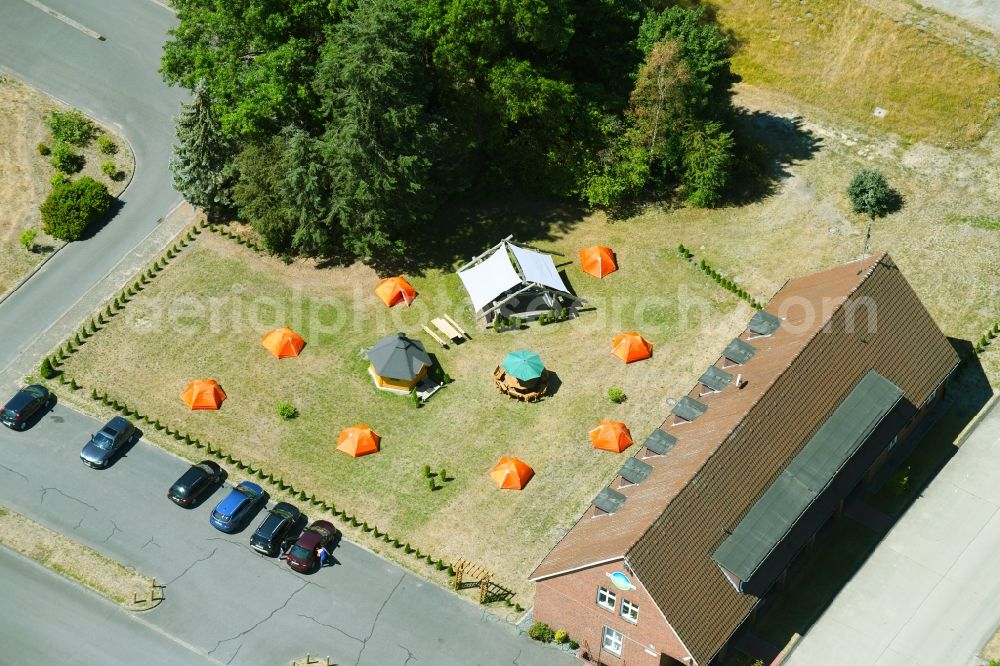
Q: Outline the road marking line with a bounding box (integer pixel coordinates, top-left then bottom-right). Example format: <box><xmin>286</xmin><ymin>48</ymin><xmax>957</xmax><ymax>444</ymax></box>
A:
<box><xmin>20</xmin><ymin>0</ymin><xmax>106</xmax><ymax>41</ymax></box>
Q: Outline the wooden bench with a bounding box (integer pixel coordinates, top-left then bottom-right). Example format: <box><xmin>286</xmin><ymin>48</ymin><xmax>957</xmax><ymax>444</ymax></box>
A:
<box><xmin>431</xmin><ymin>317</ymin><xmax>463</xmax><ymax>341</ymax></box>
<box><xmin>442</xmin><ymin>314</ymin><xmax>468</xmax><ymax>338</ymax></box>
<box><xmin>422</xmin><ymin>325</ymin><xmax>448</xmax><ymax>348</ymax></box>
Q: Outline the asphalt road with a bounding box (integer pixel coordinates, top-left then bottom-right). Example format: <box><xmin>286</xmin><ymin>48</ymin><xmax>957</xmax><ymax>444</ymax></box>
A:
<box><xmin>0</xmin><ymin>0</ymin><xmax>186</xmax><ymax>374</ymax></box>
<box><xmin>787</xmin><ymin>396</ymin><xmax>1000</xmax><ymax>666</ymax></box>
<box><xmin>0</xmin><ymin>546</ymin><xmax>216</xmax><ymax>666</ymax></box>
<box><xmin>0</xmin><ymin>403</ymin><xmax>568</xmax><ymax>665</ymax></box>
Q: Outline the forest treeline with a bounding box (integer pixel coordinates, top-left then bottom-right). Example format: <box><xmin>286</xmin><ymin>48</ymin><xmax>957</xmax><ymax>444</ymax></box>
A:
<box><xmin>163</xmin><ymin>0</ymin><xmax>749</xmax><ymax>261</ymax></box>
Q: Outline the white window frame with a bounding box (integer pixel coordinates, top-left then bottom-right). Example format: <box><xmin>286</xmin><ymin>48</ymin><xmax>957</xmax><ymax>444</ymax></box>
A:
<box><xmin>602</xmin><ymin>626</ymin><xmax>624</xmax><ymax>656</ymax></box>
<box><xmin>596</xmin><ymin>586</ymin><xmax>616</xmax><ymax>611</ymax></box>
<box><xmin>621</xmin><ymin>598</ymin><xmax>639</xmax><ymax>624</ymax></box>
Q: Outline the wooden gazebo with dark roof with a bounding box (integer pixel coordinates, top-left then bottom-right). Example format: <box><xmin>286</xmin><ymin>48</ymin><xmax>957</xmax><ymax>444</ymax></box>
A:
<box><xmin>529</xmin><ymin>254</ymin><xmax>959</xmax><ymax>666</ymax></box>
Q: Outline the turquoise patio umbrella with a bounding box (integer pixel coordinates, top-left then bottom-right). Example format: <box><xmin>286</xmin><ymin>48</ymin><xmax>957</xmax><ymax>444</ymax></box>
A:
<box><xmin>502</xmin><ymin>350</ymin><xmax>545</xmax><ymax>382</ymax></box>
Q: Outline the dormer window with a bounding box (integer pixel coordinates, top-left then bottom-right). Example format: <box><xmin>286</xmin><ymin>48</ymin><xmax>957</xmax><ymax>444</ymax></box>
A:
<box><xmin>747</xmin><ymin>310</ymin><xmax>781</xmax><ymax>339</ymax></box>
<box><xmin>642</xmin><ymin>429</ymin><xmax>676</xmax><ymax>458</ymax></box>
<box><xmin>698</xmin><ymin>366</ymin><xmax>733</xmax><ymax>396</ymax></box>
<box><xmin>722</xmin><ymin>338</ymin><xmax>756</xmax><ymax>367</ymax></box>
<box><xmin>671</xmin><ymin>396</ymin><xmax>707</xmax><ymax>425</ymax></box>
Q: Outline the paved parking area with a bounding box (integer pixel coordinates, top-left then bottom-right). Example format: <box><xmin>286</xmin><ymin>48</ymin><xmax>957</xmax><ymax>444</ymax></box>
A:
<box><xmin>0</xmin><ymin>403</ymin><xmax>572</xmax><ymax>665</ymax></box>
<box><xmin>787</xmin><ymin>396</ymin><xmax>1000</xmax><ymax>666</ymax></box>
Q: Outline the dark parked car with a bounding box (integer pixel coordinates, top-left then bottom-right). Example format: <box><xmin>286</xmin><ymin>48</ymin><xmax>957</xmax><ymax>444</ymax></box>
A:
<box><xmin>1</xmin><ymin>385</ymin><xmax>51</xmax><ymax>431</ymax></box>
<box><xmin>167</xmin><ymin>460</ymin><xmax>224</xmax><ymax>508</ymax></box>
<box><xmin>209</xmin><ymin>481</ymin><xmax>267</xmax><ymax>533</ymax></box>
<box><xmin>286</xmin><ymin>520</ymin><xmax>337</xmax><ymax>572</ymax></box>
<box><xmin>80</xmin><ymin>416</ymin><xmax>135</xmax><ymax>468</ymax></box>
<box><xmin>250</xmin><ymin>502</ymin><xmax>302</xmax><ymax>556</ymax></box>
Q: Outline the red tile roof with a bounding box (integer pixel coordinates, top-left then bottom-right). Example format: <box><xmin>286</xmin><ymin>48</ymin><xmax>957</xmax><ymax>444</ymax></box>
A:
<box><xmin>531</xmin><ymin>254</ymin><xmax>959</xmax><ymax>664</ymax></box>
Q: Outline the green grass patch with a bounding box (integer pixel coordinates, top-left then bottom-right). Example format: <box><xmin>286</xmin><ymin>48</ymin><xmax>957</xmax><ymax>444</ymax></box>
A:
<box><xmin>946</xmin><ymin>214</ymin><xmax>1000</xmax><ymax>231</ymax></box>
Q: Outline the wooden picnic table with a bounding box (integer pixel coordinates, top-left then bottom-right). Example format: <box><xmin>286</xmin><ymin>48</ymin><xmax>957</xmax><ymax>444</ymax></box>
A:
<box><xmin>432</xmin><ymin>317</ymin><xmax>463</xmax><ymax>341</ymax></box>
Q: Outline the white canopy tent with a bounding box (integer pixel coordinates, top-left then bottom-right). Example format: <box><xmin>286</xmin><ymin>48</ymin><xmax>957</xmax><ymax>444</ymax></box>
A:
<box><xmin>457</xmin><ymin>244</ymin><xmax>523</xmax><ymax>312</ymax></box>
<box><xmin>457</xmin><ymin>237</ymin><xmax>574</xmax><ymax>320</ymax></box>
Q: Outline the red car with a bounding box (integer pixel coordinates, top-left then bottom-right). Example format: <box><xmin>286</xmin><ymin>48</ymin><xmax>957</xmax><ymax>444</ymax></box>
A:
<box><xmin>285</xmin><ymin>520</ymin><xmax>336</xmax><ymax>572</ymax></box>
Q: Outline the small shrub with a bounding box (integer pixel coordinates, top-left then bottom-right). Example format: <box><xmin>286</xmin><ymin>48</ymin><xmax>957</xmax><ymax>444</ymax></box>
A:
<box><xmin>275</xmin><ymin>401</ymin><xmax>298</xmax><ymax>419</ymax></box>
<box><xmin>69</xmin><ymin>378</ymin><xmax>79</xmax><ymax>390</ymax></box>
<box><xmin>39</xmin><ymin>357</ymin><xmax>56</xmax><ymax>379</ymax></box>
<box><xmin>567</xmin><ymin>639</ymin><xmax>579</xmax><ymax>650</ymax></box>
<box><xmin>439</xmin><ymin>468</ymin><xmax>448</xmax><ymax>482</ymax></box>
<box><xmin>40</xmin><ymin>177</ymin><xmax>111</xmax><ymax>241</ymax></box>
<box><xmin>422</xmin><ymin>464</ymin><xmax>431</xmax><ymax>477</ymax></box>
<box><xmin>37</xmin><ymin>143</ymin><xmax>51</xmax><ymax>156</ymax></box>
<box><xmin>427</xmin><ymin>478</ymin><xmax>436</xmax><ymax>491</ymax></box>
<box><xmin>528</xmin><ymin>622</ymin><xmax>554</xmax><ymax>643</ymax></box>
<box><xmin>50</xmin><ymin>171</ymin><xmax>70</xmax><ymax>187</ymax></box>
<box><xmin>97</xmin><ymin>135</ymin><xmax>117</xmax><ymax>155</ymax></box>
<box><xmin>50</xmin><ymin>142</ymin><xmax>85</xmax><ymax>173</ymax></box>
<box><xmin>409</xmin><ymin>387</ymin><xmax>421</xmax><ymax>408</ymax></box>
<box><xmin>101</xmin><ymin>160</ymin><xmax>123</xmax><ymax>181</ymax></box>
<box><xmin>890</xmin><ymin>465</ymin><xmax>912</xmax><ymax>496</ymax></box>
<box><xmin>20</xmin><ymin>228</ymin><xmax>37</xmax><ymax>252</ymax></box>
<box><xmin>47</xmin><ymin>109</ymin><xmax>96</xmax><ymax>146</ymax></box>
<box><xmin>554</xmin><ymin>629</ymin><xmax>568</xmax><ymax>644</ymax></box>
<box><xmin>608</xmin><ymin>387</ymin><xmax>626</xmax><ymax>404</ymax></box>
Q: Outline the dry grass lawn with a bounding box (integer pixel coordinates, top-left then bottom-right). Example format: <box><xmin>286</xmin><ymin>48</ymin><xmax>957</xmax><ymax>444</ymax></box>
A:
<box><xmin>0</xmin><ymin>506</ymin><xmax>155</xmax><ymax>607</ymax></box>
<box><xmin>0</xmin><ymin>74</ymin><xmax>133</xmax><ymax>296</ymax></box>
<box><xmin>60</xmin><ymin>228</ymin><xmax>747</xmax><ymax>598</ymax></box>
<box><xmin>712</xmin><ymin>0</ymin><xmax>1000</xmax><ymax>145</ymax></box>
<box><xmin>51</xmin><ymin>6</ymin><xmax>999</xmax><ymax>603</ymax></box>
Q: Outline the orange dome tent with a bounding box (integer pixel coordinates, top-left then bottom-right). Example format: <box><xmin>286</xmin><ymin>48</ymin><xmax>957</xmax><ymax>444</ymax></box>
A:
<box><xmin>261</xmin><ymin>327</ymin><xmax>305</xmax><ymax>359</ymax></box>
<box><xmin>490</xmin><ymin>457</ymin><xmax>534</xmax><ymax>490</ymax></box>
<box><xmin>612</xmin><ymin>332</ymin><xmax>653</xmax><ymax>364</ymax></box>
<box><xmin>579</xmin><ymin>246</ymin><xmax>617</xmax><ymax>278</ymax></box>
<box><xmin>181</xmin><ymin>380</ymin><xmax>226</xmax><ymax>410</ymax></box>
<box><xmin>375</xmin><ymin>276</ymin><xmax>417</xmax><ymax>307</ymax></box>
<box><xmin>337</xmin><ymin>425</ymin><xmax>381</xmax><ymax>457</ymax></box>
<box><xmin>589</xmin><ymin>420</ymin><xmax>633</xmax><ymax>453</ymax></box>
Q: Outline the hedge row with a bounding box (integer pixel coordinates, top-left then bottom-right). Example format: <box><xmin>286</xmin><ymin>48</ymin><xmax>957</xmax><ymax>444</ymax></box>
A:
<box><xmin>80</xmin><ymin>386</ymin><xmax>470</xmax><ymax>589</ymax></box>
<box><xmin>677</xmin><ymin>244</ymin><xmax>764</xmax><ymax>309</ymax></box>
<box><xmin>206</xmin><ymin>224</ymin><xmax>267</xmax><ymax>254</ymax></box>
<box><xmin>42</xmin><ymin>217</ymin><xmax>517</xmax><ymax>606</ymax></box>
<box><xmin>45</xmin><ymin>221</ymin><xmax>207</xmax><ymax>376</ymax></box>
<box><xmin>973</xmin><ymin>321</ymin><xmax>999</xmax><ymax>356</ymax></box>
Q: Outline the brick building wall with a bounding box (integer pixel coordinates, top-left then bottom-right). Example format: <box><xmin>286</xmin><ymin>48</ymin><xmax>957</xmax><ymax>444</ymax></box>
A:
<box><xmin>534</xmin><ymin>559</ymin><xmax>691</xmax><ymax>665</ymax></box>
